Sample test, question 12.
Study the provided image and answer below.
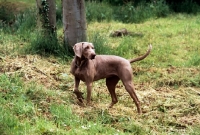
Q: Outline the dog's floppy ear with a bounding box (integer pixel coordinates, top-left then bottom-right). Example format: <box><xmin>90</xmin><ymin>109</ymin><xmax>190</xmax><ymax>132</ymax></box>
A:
<box><xmin>73</xmin><ymin>42</ymin><xmax>83</xmax><ymax>58</ymax></box>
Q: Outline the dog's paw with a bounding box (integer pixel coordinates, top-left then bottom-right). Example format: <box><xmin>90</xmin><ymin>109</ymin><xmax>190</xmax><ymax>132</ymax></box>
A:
<box><xmin>73</xmin><ymin>91</ymin><xmax>84</xmax><ymax>102</ymax></box>
<box><xmin>86</xmin><ymin>102</ymin><xmax>94</xmax><ymax>107</ymax></box>
<box><xmin>76</xmin><ymin>100</ymin><xmax>86</xmax><ymax>107</ymax></box>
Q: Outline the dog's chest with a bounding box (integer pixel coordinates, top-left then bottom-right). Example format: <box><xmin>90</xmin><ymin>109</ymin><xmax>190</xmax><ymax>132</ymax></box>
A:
<box><xmin>71</xmin><ymin>60</ymin><xmax>95</xmax><ymax>82</ymax></box>
<box><xmin>72</xmin><ymin>67</ymin><xmax>89</xmax><ymax>82</ymax></box>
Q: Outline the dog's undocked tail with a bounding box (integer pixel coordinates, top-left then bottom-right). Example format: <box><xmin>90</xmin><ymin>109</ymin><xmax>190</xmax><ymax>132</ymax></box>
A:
<box><xmin>129</xmin><ymin>44</ymin><xmax>152</xmax><ymax>63</ymax></box>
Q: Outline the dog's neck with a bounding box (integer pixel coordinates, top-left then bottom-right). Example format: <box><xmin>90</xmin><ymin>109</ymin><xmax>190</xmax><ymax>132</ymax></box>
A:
<box><xmin>75</xmin><ymin>56</ymin><xmax>88</xmax><ymax>68</ymax></box>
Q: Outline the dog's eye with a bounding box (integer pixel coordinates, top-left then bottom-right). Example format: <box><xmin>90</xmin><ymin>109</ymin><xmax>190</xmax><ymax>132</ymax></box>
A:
<box><xmin>85</xmin><ymin>46</ymin><xmax>89</xmax><ymax>50</ymax></box>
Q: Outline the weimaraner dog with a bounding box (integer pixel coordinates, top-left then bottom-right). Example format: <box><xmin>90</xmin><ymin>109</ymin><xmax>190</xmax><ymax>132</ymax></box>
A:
<box><xmin>70</xmin><ymin>42</ymin><xmax>152</xmax><ymax>113</ymax></box>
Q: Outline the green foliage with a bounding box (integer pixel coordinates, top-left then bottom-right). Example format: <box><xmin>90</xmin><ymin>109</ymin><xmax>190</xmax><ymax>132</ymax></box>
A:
<box><xmin>86</xmin><ymin>1</ymin><xmax>113</xmax><ymax>22</ymax></box>
<box><xmin>0</xmin><ymin>2</ymin><xmax>15</xmax><ymax>24</ymax></box>
<box><xmin>0</xmin><ymin>74</ymin><xmax>26</xmax><ymax>134</ymax></box>
<box><xmin>86</xmin><ymin>0</ymin><xmax>200</xmax><ymax>23</ymax></box>
<box><xmin>27</xmin><ymin>31</ymin><xmax>72</xmax><ymax>57</ymax></box>
<box><xmin>150</xmin><ymin>0</ymin><xmax>170</xmax><ymax>17</ymax></box>
<box><xmin>86</xmin><ymin>0</ymin><xmax>170</xmax><ymax>23</ymax></box>
<box><xmin>114</xmin><ymin>0</ymin><xmax>170</xmax><ymax>23</ymax></box>
<box><xmin>187</xmin><ymin>52</ymin><xmax>200</xmax><ymax>66</ymax></box>
<box><xmin>39</xmin><ymin>0</ymin><xmax>56</xmax><ymax>34</ymax></box>
<box><xmin>14</xmin><ymin>9</ymin><xmax>37</xmax><ymax>39</ymax></box>
<box><xmin>56</xmin><ymin>1</ymin><xmax>62</xmax><ymax>22</ymax></box>
<box><xmin>89</xmin><ymin>32</ymin><xmax>111</xmax><ymax>54</ymax></box>
<box><xmin>115</xmin><ymin>37</ymin><xmax>140</xmax><ymax>58</ymax></box>
<box><xmin>190</xmin><ymin>126</ymin><xmax>200</xmax><ymax>135</ymax></box>
<box><xmin>0</xmin><ymin>7</ymin><xmax>37</xmax><ymax>43</ymax></box>
<box><xmin>50</xmin><ymin>104</ymin><xmax>80</xmax><ymax>128</ymax></box>
<box><xmin>0</xmin><ymin>108</ymin><xmax>21</xmax><ymax>135</ymax></box>
<box><xmin>171</xmin><ymin>0</ymin><xmax>200</xmax><ymax>14</ymax></box>
<box><xmin>27</xmin><ymin>32</ymin><xmax>60</xmax><ymax>55</ymax></box>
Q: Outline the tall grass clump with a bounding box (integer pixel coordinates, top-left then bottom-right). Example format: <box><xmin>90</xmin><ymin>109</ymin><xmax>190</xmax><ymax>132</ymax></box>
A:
<box><xmin>86</xmin><ymin>1</ymin><xmax>113</xmax><ymax>22</ymax></box>
<box><xmin>114</xmin><ymin>0</ymin><xmax>170</xmax><ymax>23</ymax></box>
<box><xmin>14</xmin><ymin>8</ymin><xmax>37</xmax><ymax>39</ymax></box>
<box><xmin>50</xmin><ymin>104</ymin><xmax>81</xmax><ymax>128</ymax></box>
<box><xmin>27</xmin><ymin>31</ymin><xmax>61</xmax><ymax>55</ymax></box>
<box><xmin>0</xmin><ymin>5</ymin><xmax>37</xmax><ymax>37</ymax></box>
<box><xmin>187</xmin><ymin>52</ymin><xmax>200</xmax><ymax>66</ymax></box>
<box><xmin>0</xmin><ymin>108</ymin><xmax>22</xmax><ymax>135</ymax></box>
<box><xmin>150</xmin><ymin>0</ymin><xmax>170</xmax><ymax>17</ymax></box>
<box><xmin>113</xmin><ymin>2</ymin><xmax>148</xmax><ymax>23</ymax></box>
<box><xmin>85</xmin><ymin>0</ymin><xmax>170</xmax><ymax>23</ymax></box>
<box><xmin>89</xmin><ymin>32</ymin><xmax>112</xmax><ymax>54</ymax></box>
<box><xmin>0</xmin><ymin>74</ymin><xmax>27</xmax><ymax>134</ymax></box>
<box><xmin>115</xmin><ymin>37</ymin><xmax>140</xmax><ymax>58</ymax></box>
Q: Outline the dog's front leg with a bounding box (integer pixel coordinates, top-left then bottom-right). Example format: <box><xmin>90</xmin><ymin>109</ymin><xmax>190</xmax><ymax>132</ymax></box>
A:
<box><xmin>86</xmin><ymin>82</ymin><xmax>93</xmax><ymax>105</ymax></box>
<box><xmin>73</xmin><ymin>77</ymin><xmax>84</xmax><ymax>103</ymax></box>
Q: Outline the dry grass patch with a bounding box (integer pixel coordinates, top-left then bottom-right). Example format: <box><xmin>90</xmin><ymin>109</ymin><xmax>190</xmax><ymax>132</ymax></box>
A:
<box><xmin>0</xmin><ymin>55</ymin><xmax>73</xmax><ymax>89</ymax></box>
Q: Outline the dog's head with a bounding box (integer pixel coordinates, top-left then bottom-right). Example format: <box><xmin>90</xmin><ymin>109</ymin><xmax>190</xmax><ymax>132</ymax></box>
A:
<box><xmin>73</xmin><ymin>42</ymin><xmax>96</xmax><ymax>59</ymax></box>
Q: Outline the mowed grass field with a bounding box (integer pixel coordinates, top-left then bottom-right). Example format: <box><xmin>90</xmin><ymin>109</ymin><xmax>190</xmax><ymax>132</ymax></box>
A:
<box><xmin>0</xmin><ymin>1</ymin><xmax>200</xmax><ymax>135</ymax></box>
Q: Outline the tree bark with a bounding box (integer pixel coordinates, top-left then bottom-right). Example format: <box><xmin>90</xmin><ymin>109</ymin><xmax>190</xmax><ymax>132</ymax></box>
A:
<box><xmin>47</xmin><ymin>0</ymin><xmax>56</xmax><ymax>33</ymax></box>
<box><xmin>36</xmin><ymin>0</ymin><xmax>56</xmax><ymax>34</ymax></box>
<box><xmin>62</xmin><ymin>0</ymin><xmax>87</xmax><ymax>48</ymax></box>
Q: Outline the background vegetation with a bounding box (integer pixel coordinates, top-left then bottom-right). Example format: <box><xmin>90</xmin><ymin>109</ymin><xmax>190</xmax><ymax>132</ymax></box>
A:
<box><xmin>0</xmin><ymin>0</ymin><xmax>200</xmax><ymax>134</ymax></box>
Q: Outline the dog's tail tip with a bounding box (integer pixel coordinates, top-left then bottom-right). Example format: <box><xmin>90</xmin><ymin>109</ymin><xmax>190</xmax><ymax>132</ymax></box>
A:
<box><xmin>149</xmin><ymin>44</ymin><xmax>152</xmax><ymax>50</ymax></box>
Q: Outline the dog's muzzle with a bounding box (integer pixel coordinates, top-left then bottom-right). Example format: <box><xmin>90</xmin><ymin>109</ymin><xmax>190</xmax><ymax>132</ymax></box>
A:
<box><xmin>90</xmin><ymin>54</ymin><xmax>96</xmax><ymax>59</ymax></box>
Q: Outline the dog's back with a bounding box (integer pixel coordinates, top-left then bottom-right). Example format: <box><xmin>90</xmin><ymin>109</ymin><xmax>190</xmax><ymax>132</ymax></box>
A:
<box><xmin>91</xmin><ymin>55</ymin><xmax>132</xmax><ymax>81</ymax></box>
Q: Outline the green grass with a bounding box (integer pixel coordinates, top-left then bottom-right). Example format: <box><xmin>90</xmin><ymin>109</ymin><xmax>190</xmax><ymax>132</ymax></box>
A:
<box><xmin>0</xmin><ymin>1</ymin><xmax>200</xmax><ymax>134</ymax></box>
<box><xmin>87</xmin><ymin>14</ymin><xmax>200</xmax><ymax>68</ymax></box>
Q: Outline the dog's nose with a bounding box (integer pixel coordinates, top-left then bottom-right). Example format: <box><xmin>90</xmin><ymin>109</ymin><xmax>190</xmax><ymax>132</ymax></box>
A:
<box><xmin>91</xmin><ymin>54</ymin><xmax>96</xmax><ymax>59</ymax></box>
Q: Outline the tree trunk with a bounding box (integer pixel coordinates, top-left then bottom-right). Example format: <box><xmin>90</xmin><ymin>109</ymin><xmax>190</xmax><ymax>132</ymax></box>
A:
<box><xmin>36</xmin><ymin>0</ymin><xmax>56</xmax><ymax>34</ymax></box>
<box><xmin>47</xmin><ymin>0</ymin><xmax>56</xmax><ymax>34</ymax></box>
<box><xmin>62</xmin><ymin>0</ymin><xmax>87</xmax><ymax>48</ymax></box>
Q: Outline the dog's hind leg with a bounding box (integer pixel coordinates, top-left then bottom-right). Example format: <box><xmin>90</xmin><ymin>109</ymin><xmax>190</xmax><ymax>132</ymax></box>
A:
<box><xmin>106</xmin><ymin>76</ymin><xmax>120</xmax><ymax>108</ymax></box>
<box><xmin>122</xmin><ymin>80</ymin><xmax>142</xmax><ymax>114</ymax></box>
